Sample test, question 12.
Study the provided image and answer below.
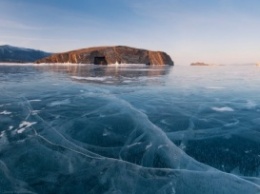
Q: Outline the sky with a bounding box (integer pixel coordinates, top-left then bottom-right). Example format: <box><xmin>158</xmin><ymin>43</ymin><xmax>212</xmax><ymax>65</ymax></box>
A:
<box><xmin>0</xmin><ymin>0</ymin><xmax>260</xmax><ymax>65</ymax></box>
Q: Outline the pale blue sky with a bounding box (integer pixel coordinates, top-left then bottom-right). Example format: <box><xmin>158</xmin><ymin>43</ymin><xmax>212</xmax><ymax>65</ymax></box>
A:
<box><xmin>0</xmin><ymin>0</ymin><xmax>260</xmax><ymax>65</ymax></box>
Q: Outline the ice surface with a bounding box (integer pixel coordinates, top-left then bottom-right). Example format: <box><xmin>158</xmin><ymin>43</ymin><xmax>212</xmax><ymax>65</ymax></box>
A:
<box><xmin>0</xmin><ymin>64</ymin><xmax>260</xmax><ymax>193</ymax></box>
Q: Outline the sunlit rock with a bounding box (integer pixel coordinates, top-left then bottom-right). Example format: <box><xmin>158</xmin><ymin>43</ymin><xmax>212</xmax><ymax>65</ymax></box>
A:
<box><xmin>35</xmin><ymin>46</ymin><xmax>174</xmax><ymax>65</ymax></box>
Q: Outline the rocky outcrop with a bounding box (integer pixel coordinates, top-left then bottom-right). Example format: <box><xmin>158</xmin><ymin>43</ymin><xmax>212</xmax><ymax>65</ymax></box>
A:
<box><xmin>35</xmin><ymin>46</ymin><xmax>174</xmax><ymax>65</ymax></box>
<box><xmin>191</xmin><ymin>62</ymin><xmax>213</xmax><ymax>66</ymax></box>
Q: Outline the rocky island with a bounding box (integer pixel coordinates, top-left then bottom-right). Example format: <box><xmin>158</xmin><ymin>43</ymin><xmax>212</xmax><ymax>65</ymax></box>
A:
<box><xmin>191</xmin><ymin>62</ymin><xmax>213</xmax><ymax>66</ymax></box>
<box><xmin>35</xmin><ymin>46</ymin><xmax>174</xmax><ymax>65</ymax></box>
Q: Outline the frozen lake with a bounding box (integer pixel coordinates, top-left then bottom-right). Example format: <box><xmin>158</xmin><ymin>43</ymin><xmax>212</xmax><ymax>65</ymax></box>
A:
<box><xmin>0</xmin><ymin>64</ymin><xmax>260</xmax><ymax>193</ymax></box>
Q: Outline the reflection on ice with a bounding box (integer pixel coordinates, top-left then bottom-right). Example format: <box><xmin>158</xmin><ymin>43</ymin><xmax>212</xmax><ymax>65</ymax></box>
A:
<box><xmin>37</xmin><ymin>64</ymin><xmax>171</xmax><ymax>85</ymax></box>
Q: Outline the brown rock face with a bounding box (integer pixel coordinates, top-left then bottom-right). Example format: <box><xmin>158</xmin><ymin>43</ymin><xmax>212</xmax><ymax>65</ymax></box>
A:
<box><xmin>35</xmin><ymin>46</ymin><xmax>174</xmax><ymax>65</ymax></box>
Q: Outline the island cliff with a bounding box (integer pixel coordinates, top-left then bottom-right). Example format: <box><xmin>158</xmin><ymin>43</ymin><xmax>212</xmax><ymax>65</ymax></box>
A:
<box><xmin>35</xmin><ymin>46</ymin><xmax>174</xmax><ymax>65</ymax></box>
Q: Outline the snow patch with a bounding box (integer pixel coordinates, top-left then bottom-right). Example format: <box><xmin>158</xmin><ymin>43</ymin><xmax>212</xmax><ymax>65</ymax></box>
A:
<box><xmin>71</xmin><ymin>76</ymin><xmax>111</xmax><ymax>81</ymax></box>
<box><xmin>17</xmin><ymin>121</ymin><xmax>37</xmax><ymax>134</ymax></box>
<box><xmin>245</xmin><ymin>100</ymin><xmax>257</xmax><ymax>109</ymax></box>
<box><xmin>0</xmin><ymin>110</ymin><xmax>12</xmax><ymax>115</ymax></box>
<box><xmin>31</xmin><ymin>110</ymin><xmax>40</xmax><ymax>115</ymax></box>
<box><xmin>145</xmin><ymin>143</ymin><xmax>153</xmax><ymax>150</ymax></box>
<box><xmin>48</xmin><ymin>99</ymin><xmax>70</xmax><ymax>107</ymax></box>
<box><xmin>29</xmin><ymin>99</ymin><xmax>42</xmax><ymax>102</ymax></box>
<box><xmin>212</xmin><ymin>107</ymin><xmax>234</xmax><ymax>112</ymax></box>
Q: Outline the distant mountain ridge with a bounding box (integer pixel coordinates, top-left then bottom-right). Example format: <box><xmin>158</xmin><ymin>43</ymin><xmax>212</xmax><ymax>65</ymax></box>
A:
<box><xmin>0</xmin><ymin>45</ymin><xmax>52</xmax><ymax>63</ymax></box>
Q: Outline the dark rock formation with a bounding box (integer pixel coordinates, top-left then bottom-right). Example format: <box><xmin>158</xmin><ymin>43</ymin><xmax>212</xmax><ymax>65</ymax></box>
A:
<box><xmin>0</xmin><ymin>45</ymin><xmax>52</xmax><ymax>63</ymax></box>
<box><xmin>35</xmin><ymin>46</ymin><xmax>174</xmax><ymax>65</ymax></box>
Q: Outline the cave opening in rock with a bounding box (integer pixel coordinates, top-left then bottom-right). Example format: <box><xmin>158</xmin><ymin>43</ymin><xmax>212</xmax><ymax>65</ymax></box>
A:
<box><xmin>94</xmin><ymin>56</ymin><xmax>107</xmax><ymax>65</ymax></box>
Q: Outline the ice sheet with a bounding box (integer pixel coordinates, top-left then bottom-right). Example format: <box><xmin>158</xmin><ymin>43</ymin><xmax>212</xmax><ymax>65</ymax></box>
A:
<box><xmin>0</xmin><ymin>64</ymin><xmax>260</xmax><ymax>193</ymax></box>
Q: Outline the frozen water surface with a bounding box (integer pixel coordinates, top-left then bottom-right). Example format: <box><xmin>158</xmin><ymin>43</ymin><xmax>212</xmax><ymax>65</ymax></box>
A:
<box><xmin>0</xmin><ymin>64</ymin><xmax>260</xmax><ymax>193</ymax></box>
